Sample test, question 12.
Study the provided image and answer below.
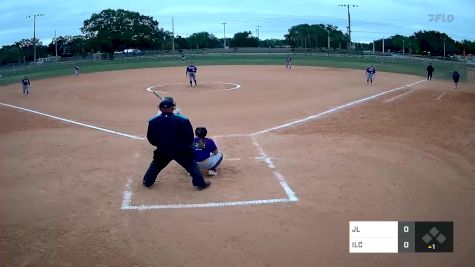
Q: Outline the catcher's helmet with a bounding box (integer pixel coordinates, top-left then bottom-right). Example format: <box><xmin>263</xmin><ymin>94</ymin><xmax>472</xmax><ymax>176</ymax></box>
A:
<box><xmin>195</xmin><ymin>127</ymin><xmax>207</xmax><ymax>138</ymax></box>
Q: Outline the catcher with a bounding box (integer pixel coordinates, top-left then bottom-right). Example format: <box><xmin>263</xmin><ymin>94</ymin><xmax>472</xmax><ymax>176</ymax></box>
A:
<box><xmin>192</xmin><ymin>127</ymin><xmax>223</xmax><ymax>176</ymax></box>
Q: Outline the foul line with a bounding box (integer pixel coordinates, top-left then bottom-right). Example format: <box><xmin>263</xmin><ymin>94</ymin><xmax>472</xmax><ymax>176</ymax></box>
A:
<box><xmin>250</xmin><ymin>80</ymin><xmax>426</xmax><ymax>136</ymax></box>
<box><xmin>0</xmin><ymin>102</ymin><xmax>145</xmax><ymax>140</ymax></box>
<box><xmin>436</xmin><ymin>91</ymin><xmax>447</xmax><ymax>101</ymax></box>
<box><xmin>251</xmin><ymin>136</ymin><xmax>298</xmax><ymax>201</ymax></box>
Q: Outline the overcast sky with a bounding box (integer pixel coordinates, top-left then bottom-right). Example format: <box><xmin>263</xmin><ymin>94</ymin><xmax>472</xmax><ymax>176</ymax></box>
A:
<box><xmin>1</xmin><ymin>0</ymin><xmax>474</xmax><ymax>47</ymax></box>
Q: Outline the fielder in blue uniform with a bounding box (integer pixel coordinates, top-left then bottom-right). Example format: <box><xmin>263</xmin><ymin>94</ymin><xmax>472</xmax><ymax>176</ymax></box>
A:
<box><xmin>452</xmin><ymin>70</ymin><xmax>460</xmax><ymax>89</ymax></box>
<box><xmin>143</xmin><ymin>99</ymin><xmax>211</xmax><ymax>190</ymax></box>
<box><xmin>21</xmin><ymin>76</ymin><xmax>31</xmax><ymax>96</ymax></box>
<box><xmin>426</xmin><ymin>63</ymin><xmax>434</xmax><ymax>80</ymax></box>
<box><xmin>365</xmin><ymin>65</ymin><xmax>376</xmax><ymax>84</ymax></box>
<box><xmin>186</xmin><ymin>63</ymin><xmax>197</xmax><ymax>87</ymax></box>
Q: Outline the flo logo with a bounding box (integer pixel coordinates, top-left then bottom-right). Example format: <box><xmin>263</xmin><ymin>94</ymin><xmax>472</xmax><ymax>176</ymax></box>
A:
<box><xmin>428</xmin><ymin>14</ymin><xmax>455</xmax><ymax>23</ymax></box>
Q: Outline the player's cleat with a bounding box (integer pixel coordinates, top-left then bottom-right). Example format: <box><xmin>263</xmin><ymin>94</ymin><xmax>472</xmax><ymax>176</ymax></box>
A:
<box><xmin>196</xmin><ymin>181</ymin><xmax>211</xmax><ymax>191</ymax></box>
<box><xmin>208</xmin><ymin>169</ymin><xmax>218</xmax><ymax>176</ymax></box>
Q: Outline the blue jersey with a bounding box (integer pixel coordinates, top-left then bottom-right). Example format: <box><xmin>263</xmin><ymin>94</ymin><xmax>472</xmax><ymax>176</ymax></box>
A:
<box><xmin>366</xmin><ymin>67</ymin><xmax>376</xmax><ymax>74</ymax></box>
<box><xmin>186</xmin><ymin>65</ymin><xmax>197</xmax><ymax>74</ymax></box>
<box><xmin>192</xmin><ymin>138</ymin><xmax>217</xmax><ymax>162</ymax></box>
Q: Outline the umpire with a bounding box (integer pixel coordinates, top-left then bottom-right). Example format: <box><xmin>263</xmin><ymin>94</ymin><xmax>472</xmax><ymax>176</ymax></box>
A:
<box><xmin>143</xmin><ymin>99</ymin><xmax>211</xmax><ymax>190</ymax></box>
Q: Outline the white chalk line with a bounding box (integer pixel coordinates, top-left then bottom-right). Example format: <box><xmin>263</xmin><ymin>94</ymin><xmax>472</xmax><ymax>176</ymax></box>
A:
<box><xmin>122</xmin><ymin>198</ymin><xmax>292</xmax><ymax>210</ymax></box>
<box><xmin>251</xmin><ymin>136</ymin><xmax>298</xmax><ymax>201</ymax></box>
<box><xmin>250</xmin><ymin>79</ymin><xmax>426</xmax><ymax>136</ymax></box>
<box><xmin>224</xmin><ymin>157</ymin><xmax>275</xmax><ymax>161</ymax></box>
<box><xmin>146</xmin><ymin>82</ymin><xmax>241</xmax><ymax>93</ymax></box>
<box><xmin>436</xmin><ymin>91</ymin><xmax>447</xmax><ymax>101</ymax></box>
<box><xmin>121</xmin><ymin>173</ymin><xmax>295</xmax><ymax>210</ymax></box>
<box><xmin>121</xmin><ymin>137</ymin><xmax>298</xmax><ymax>210</ymax></box>
<box><xmin>383</xmin><ymin>85</ymin><xmax>419</xmax><ymax>103</ymax></box>
<box><xmin>0</xmin><ymin>102</ymin><xmax>145</xmax><ymax>140</ymax></box>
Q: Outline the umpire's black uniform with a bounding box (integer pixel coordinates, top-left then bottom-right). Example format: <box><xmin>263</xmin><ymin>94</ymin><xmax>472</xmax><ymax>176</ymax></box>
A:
<box><xmin>143</xmin><ymin>101</ymin><xmax>209</xmax><ymax>189</ymax></box>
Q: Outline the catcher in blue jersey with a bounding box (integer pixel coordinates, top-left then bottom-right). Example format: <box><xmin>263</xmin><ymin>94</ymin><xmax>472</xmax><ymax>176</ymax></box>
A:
<box><xmin>186</xmin><ymin>63</ymin><xmax>198</xmax><ymax>87</ymax></box>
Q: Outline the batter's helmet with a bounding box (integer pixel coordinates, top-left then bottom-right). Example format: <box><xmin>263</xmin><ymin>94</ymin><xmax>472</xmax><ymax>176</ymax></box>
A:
<box><xmin>195</xmin><ymin>127</ymin><xmax>207</xmax><ymax>138</ymax></box>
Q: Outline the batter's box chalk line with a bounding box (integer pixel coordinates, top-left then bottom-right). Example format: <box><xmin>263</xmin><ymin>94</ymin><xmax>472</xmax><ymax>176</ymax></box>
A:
<box><xmin>121</xmin><ymin>136</ymin><xmax>298</xmax><ymax>211</ymax></box>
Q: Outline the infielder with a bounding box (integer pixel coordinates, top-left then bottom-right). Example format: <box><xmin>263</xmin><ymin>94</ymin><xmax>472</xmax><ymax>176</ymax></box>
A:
<box><xmin>426</xmin><ymin>63</ymin><xmax>434</xmax><ymax>80</ymax></box>
<box><xmin>21</xmin><ymin>76</ymin><xmax>31</xmax><ymax>96</ymax></box>
<box><xmin>452</xmin><ymin>70</ymin><xmax>460</xmax><ymax>89</ymax></box>
<box><xmin>74</xmin><ymin>65</ymin><xmax>80</xmax><ymax>76</ymax></box>
<box><xmin>192</xmin><ymin>127</ymin><xmax>223</xmax><ymax>176</ymax></box>
<box><xmin>285</xmin><ymin>57</ymin><xmax>292</xmax><ymax>70</ymax></box>
<box><xmin>365</xmin><ymin>65</ymin><xmax>376</xmax><ymax>84</ymax></box>
<box><xmin>186</xmin><ymin>63</ymin><xmax>198</xmax><ymax>87</ymax></box>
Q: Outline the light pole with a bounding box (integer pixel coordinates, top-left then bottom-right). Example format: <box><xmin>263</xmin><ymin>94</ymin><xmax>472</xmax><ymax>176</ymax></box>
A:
<box><xmin>172</xmin><ymin>17</ymin><xmax>175</xmax><ymax>53</ymax></box>
<box><xmin>443</xmin><ymin>37</ymin><xmax>446</xmax><ymax>59</ymax></box>
<box><xmin>54</xmin><ymin>30</ymin><xmax>58</xmax><ymax>61</ymax></box>
<box><xmin>26</xmin><ymin>13</ymin><xmax>44</xmax><ymax>63</ymax></box>
<box><xmin>222</xmin><ymin>22</ymin><xmax>227</xmax><ymax>48</ymax></box>
<box><xmin>338</xmin><ymin>4</ymin><xmax>358</xmax><ymax>51</ymax></box>
<box><xmin>403</xmin><ymin>38</ymin><xmax>405</xmax><ymax>56</ymax></box>
<box><xmin>256</xmin><ymin>26</ymin><xmax>262</xmax><ymax>46</ymax></box>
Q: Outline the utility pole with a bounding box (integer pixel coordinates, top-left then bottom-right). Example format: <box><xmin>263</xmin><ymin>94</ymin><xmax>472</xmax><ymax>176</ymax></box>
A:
<box><xmin>382</xmin><ymin>37</ymin><xmax>385</xmax><ymax>54</ymax></box>
<box><xmin>338</xmin><ymin>4</ymin><xmax>358</xmax><ymax>52</ymax></box>
<box><xmin>172</xmin><ymin>17</ymin><xmax>175</xmax><ymax>53</ymax></box>
<box><xmin>316</xmin><ymin>31</ymin><xmax>318</xmax><ymax>50</ymax></box>
<box><xmin>26</xmin><ymin>13</ymin><xmax>44</xmax><ymax>63</ymax></box>
<box><xmin>327</xmin><ymin>31</ymin><xmax>330</xmax><ymax>54</ymax></box>
<box><xmin>402</xmin><ymin>38</ymin><xmax>405</xmax><ymax>56</ymax></box>
<box><xmin>256</xmin><ymin>26</ymin><xmax>262</xmax><ymax>46</ymax></box>
<box><xmin>443</xmin><ymin>37</ymin><xmax>446</xmax><ymax>59</ymax></box>
<box><xmin>55</xmin><ymin>30</ymin><xmax>58</xmax><ymax>62</ymax></box>
<box><xmin>222</xmin><ymin>22</ymin><xmax>227</xmax><ymax>48</ymax></box>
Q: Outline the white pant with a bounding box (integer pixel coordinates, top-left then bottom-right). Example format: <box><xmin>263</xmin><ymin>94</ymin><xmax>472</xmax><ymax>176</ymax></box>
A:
<box><xmin>197</xmin><ymin>152</ymin><xmax>223</xmax><ymax>170</ymax></box>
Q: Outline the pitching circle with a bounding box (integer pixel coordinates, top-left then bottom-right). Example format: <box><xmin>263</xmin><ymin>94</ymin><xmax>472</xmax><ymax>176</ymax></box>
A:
<box><xmin>146</xmin><ymin>82</ymin><xmax>241</xmax><ymax>94</ymax></box>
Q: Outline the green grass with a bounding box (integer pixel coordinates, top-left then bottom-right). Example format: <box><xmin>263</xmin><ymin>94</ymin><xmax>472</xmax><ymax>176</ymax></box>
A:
<box><xmin>0</xmin><ymin>53</ymin><xmax>467</xmax><ymax>86</ymax></box>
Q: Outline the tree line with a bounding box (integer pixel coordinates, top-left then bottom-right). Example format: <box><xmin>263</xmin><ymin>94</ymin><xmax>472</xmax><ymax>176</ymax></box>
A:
<box><xmin>1</xmin><ymin>9</ymin><xmax>474</xmax><ymax>65</ymax></box>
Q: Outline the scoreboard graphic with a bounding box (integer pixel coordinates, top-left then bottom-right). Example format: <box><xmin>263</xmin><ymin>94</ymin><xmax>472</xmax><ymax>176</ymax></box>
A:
<box><xmin>349</xmin><ymin>221</ymin><xmax>453</xmax><ymax>253</ymax></box>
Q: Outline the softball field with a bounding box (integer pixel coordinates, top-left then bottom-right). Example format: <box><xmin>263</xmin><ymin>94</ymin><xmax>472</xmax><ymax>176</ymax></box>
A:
<box><xmin>1</xmin><ymin>65</ymin><xmax>474</xmax><ymax>266</ymax></box>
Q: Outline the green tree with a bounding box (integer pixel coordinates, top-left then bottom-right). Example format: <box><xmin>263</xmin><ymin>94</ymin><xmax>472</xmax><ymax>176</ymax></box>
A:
<box><xmin>174</xmin><ymin>35</ymin><xmax>190</xmax><ymax>50</ymax></box>
<box><xmin>187</xmin><ymin>32</ymin><xmax>220</xmax><ymax>49</ymax></box>
<box><xmin>81</xmin><ymin>9</ymin><xmax>163</xmax><ymax>56</ymax></box>
<box><xmin>413</xmin><ymin>30</ymin><xmax>458</xmax><ymax>56</ymax></box>
<box><xmin>230</xmin><ymin>31</ymin><xmax>259</xmax><ymax>47</ymax></box>
<box><xmin>0</xmin><ymin>45</ymin><xmax>22</xmax><ymax>65</ymax></box>
<box><xmin>285</xmin><ymin>24</ymin><xmax>347</xmax><ymax>49</ymax></box>
<box><xmin>47</xmin><ymin>35</ymin><xmax>88</xmax><ymax>57</ymax></box>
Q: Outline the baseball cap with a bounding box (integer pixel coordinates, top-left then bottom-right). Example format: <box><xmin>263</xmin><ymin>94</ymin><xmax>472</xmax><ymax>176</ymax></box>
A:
<box><xmin>159</xmin><ymin>100</ymin><xmax>174</xmax><ymax>109</ymax></box>
<box><xmin>163</xmin><ymin>96</ymin><xmax>176</xmax><ymax>106</ymax></box>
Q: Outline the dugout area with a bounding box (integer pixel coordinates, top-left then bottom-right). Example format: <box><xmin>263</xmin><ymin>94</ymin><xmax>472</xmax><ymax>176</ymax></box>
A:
<box><xmin>0</xmin><ymin>65</ymin><xmax>474</xmax><ymax>266</ymax></box>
